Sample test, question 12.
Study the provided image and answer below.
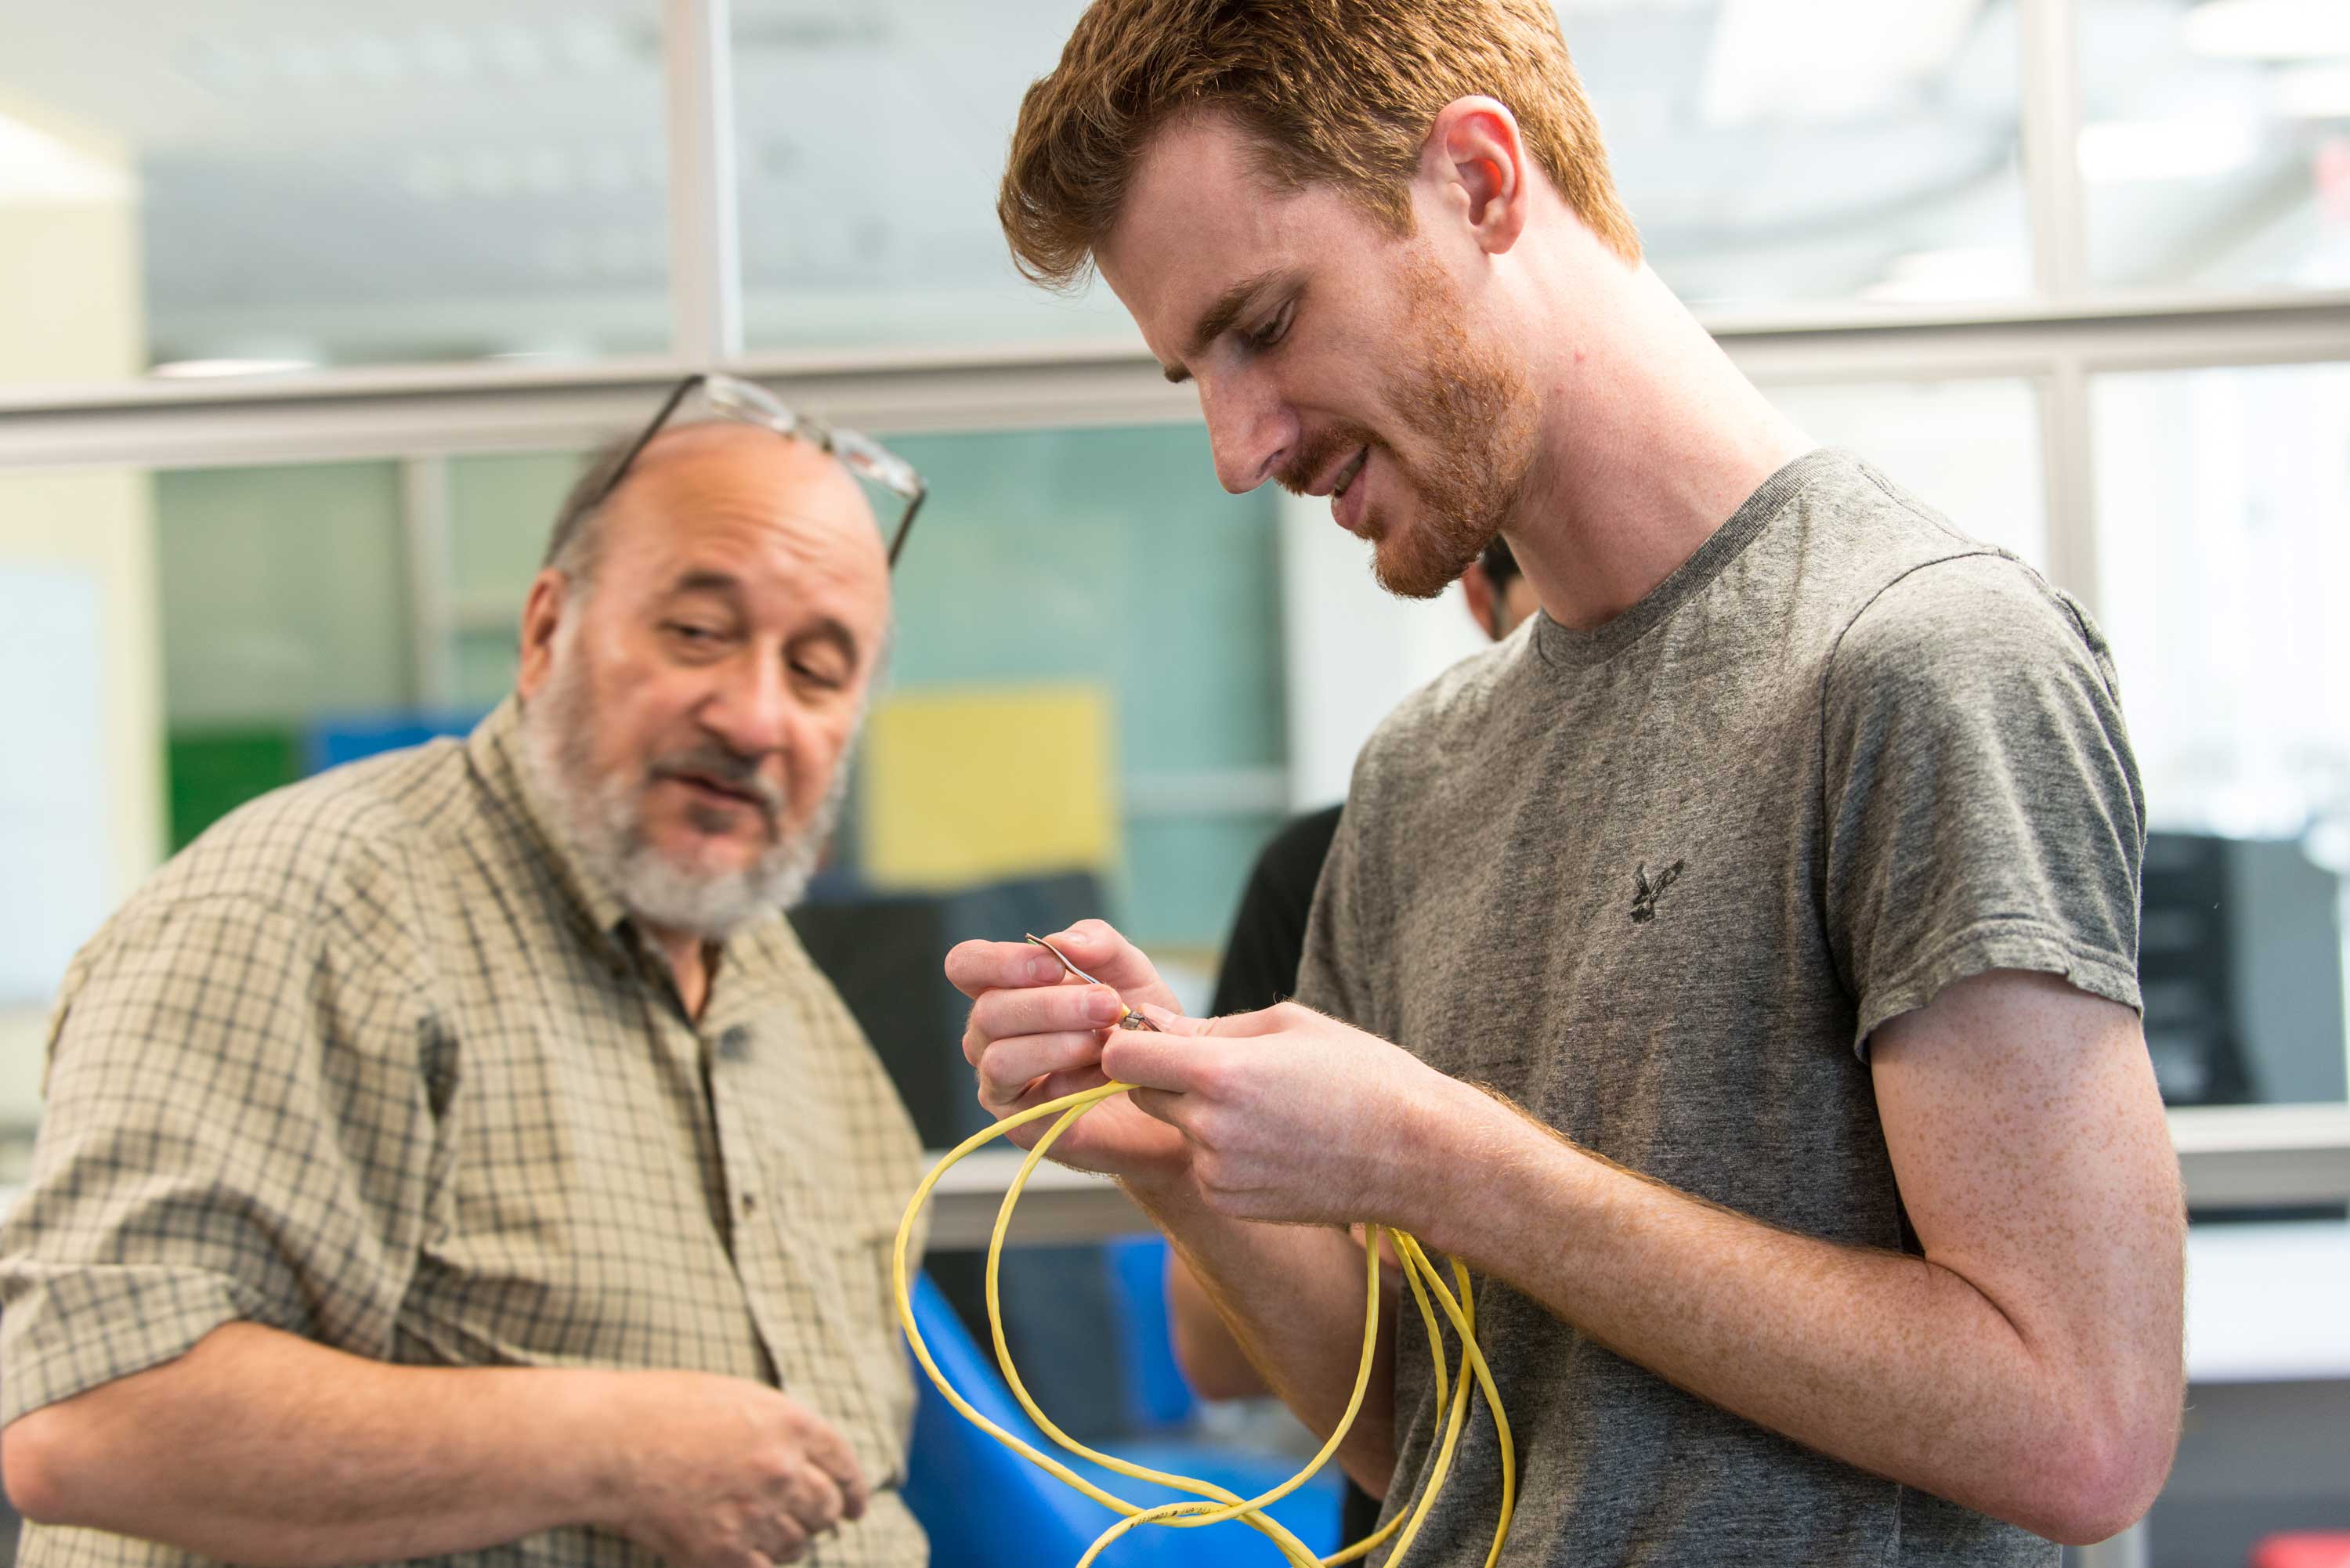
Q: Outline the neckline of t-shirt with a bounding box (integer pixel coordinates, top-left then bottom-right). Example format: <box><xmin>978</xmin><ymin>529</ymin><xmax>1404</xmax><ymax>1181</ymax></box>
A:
<box><xmin>1531</xmin><ymin>445</ymin><xmax>1852</xmax><ymax>670</ymax></box>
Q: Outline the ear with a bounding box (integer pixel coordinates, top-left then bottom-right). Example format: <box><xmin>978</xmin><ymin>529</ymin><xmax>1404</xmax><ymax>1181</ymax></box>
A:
<box><xmin>1461</xmin><ymin>560</ymin><xmax>1499</xmax><ymax>638</ymax></box>
<box><xmin>515</xmin><ymin>568</ymin><xmax>573</xmax><ymax>700</ymax></box>
<box><xmin>1419</xmin><ymin>96</ymin><xmax>1530</xmax><ymax>256</ymax></box>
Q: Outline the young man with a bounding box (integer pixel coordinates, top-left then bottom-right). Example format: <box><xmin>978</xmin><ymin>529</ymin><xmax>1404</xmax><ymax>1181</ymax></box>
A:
<box><xmin>2</xmin><ymin>394</ymin><xmax>931</xmax><ymax>1568</ymax></box>
<box><xmin>950</xmin><ymin>3</ymin><xmax>2185</xmax><ymax>1564</ymax></box>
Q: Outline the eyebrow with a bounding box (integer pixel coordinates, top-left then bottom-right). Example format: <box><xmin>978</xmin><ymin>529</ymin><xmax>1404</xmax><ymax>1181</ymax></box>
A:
<box><xmin>667</xmin><ymin>570</ymin><xmax>866</xmax><ymax>668</ymax></box>
<box><xmin>1163</xmin><ymin>268</ymin><xmax>1289</xmax><ymax>385</ymax></box>
<box><xmin>671</xmin><ymin>569</ymin><xmax>743</xmax><ymax>599</ymax></box>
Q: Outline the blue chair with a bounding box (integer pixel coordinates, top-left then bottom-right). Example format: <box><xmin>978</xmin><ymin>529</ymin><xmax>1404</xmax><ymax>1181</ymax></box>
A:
<box><xmin>900</xmin><ymin>1271</ymin><xmax>1342</xmax><ymax>1566</ymax></box>
<box><xmin>306</xmin><ymin>710</ymin><xmax>486</xmax><ymax>774</ymax></box>
<box><xmin>1104</xmin><ymin>1234</ymin><xmax>1199</xmax><ymax>1432</ymax></box>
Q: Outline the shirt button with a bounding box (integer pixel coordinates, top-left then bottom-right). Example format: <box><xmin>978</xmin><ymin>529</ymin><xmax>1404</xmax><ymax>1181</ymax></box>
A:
<box><xmin>718</xmin><ymin>1024</ymin><xmax>752</xmax><ymax>1060</ymax></box>
<box><xmin>741</xmin><ymin>1192</ymin><xmax>758</xmax><ymax>1216</ymax></box>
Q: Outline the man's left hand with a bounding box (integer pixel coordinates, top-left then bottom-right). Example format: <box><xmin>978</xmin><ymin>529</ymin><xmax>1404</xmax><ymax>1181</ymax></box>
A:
<box><xmin>1104</xmin><ymin>1002</ymin><xmax>1484</xmax><ymax>1228</ymax></box>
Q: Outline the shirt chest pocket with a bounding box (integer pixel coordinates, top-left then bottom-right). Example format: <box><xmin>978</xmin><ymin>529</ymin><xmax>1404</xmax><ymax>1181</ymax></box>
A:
<box><xmin>412</xmin><ymin>1024</ymin><xmax>757</xmax><ymax>1367</ymax></box>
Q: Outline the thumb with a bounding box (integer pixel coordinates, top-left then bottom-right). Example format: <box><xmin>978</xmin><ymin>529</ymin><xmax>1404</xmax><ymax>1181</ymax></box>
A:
<box><xmin>1135</xmin><ymin>1003</ymin><xmax>1285</xmax><ymax>1038</ymax></box>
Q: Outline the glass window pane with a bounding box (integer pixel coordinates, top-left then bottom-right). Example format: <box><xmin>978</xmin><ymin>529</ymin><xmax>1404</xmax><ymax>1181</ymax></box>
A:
<box><xmin>874</xmin><ymin>423</ymin><xmax>1283</xmax><ymax>955</ymax></box>
<box><xmin>736</xmin><ymin>0</ymin><xmax>2032</xmax><ymax>350</ymax></box>
<box><xmin>2081</xmin><ymin>0</ymin><xmax>2350</xmax><ymax>293</ymax></box>
<box><xmin>1576</xmin><ymin>0</ymin><xmax>2031</xmax><ymax>310</ymax></box>
<box><xmin>455</xmin><ymin>627</ymin><xmax>523</xmax><ymax>712</ymax></box>
<box><xmin>449</xmin><ymin>450</ymin><xmax>577</xmax><ymax>605</ymax></box>
<box><xmin>446</xmin><ymin>448</ymin><xmax>579</xmax><ymax>707</ymax></box>
<box><xmin>1762</xmin><ymin>378</ymin><xmax>2048</xmax><ymax>567</ymax></box>
<box><xmin>0</xmin><ymin>5</ymin><xmax>667</xmax><ymax>387</ymax></box>
<box><xmin>2092</xmin><ymin>361</ymin><xmax>2350</xmax><ymax>1107</ymax></box>
<box><xmin>733</xmin><ymin>0</ymin><xmax>1137</xmax><ymax>351</ymax></box>
<box><xmin>157</xmin><ymin>461</ymin><xmax>412</xmax><ymax>728</ymax></box>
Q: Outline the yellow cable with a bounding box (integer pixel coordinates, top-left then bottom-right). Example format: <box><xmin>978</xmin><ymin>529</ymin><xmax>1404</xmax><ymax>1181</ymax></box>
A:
<box><xmin>1392</xmin><ymin>1235</ymin><xmax>1516</xmax><ymax>1568</ymax></box>
<box><xmin>996</xmin><ymin>1100</ymin><xmax>1336</xmax><ymax>1566</ymax></box>
<box><xmin>1318</xmin><ymin>1223</ymin><xmax>1462</xmax><ymax>1566</ymax></box>
<box><xmin>890</xmin><ymin>1089</ymin><xmax>1320</xmax><ymax>1568</ymax></box>
<box><xmin>893</xmin><ymin>1078</ymin><xmax>1515</xmax><ymax>1567</ymax></box>
<box><xmin>1325</xmin><ymin>1231</ymin><xmax>1466</xmax><ymax>1560</ymax></box>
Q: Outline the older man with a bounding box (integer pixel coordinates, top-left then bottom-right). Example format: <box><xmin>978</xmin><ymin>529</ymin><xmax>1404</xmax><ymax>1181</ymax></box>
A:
<box><xmin>0</xmin><ymin>378</ymin><xmax>930</xmax><ymax>1568</ymax></box>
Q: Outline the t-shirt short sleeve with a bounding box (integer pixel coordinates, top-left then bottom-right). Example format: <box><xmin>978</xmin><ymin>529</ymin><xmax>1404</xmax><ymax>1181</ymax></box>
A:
<box><xmin>0</xmin><ymin>891</ymin><xmax>443</xmax><ymax>1422</ymax></box>
<box><xmin>1822</xmin><ymin>552</ymin><xmax>2146</xmax><ymax>1054</ymax></box>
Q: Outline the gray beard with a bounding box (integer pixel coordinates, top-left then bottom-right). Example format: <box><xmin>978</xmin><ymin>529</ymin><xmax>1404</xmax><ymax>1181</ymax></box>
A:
<box><xmin>517</xmin><ymin>640</ymin><xmax>853</xmax><ymax>941</ymax></box>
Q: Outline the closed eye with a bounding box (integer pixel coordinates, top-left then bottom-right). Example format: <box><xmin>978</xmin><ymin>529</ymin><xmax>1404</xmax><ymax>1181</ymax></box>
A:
<box><xmin>791</xmin><ymin>659</ymin><xmax>848</xmax><ymax>691</ymax></box>
<box><xmin>1247</xmin><ymin>298</ymin><xmax>1295</xmax><ymax>353</ymax></box>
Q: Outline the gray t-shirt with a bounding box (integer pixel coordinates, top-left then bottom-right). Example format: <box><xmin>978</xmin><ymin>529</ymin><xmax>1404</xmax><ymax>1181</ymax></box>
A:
<box><xmin>1297</xmin><ymin>447</ymin><xmax>2145</xmax><ymax>1566</ymax></box>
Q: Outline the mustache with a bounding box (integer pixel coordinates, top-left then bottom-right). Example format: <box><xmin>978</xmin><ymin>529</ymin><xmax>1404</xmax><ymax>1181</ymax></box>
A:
<box><xmin>648</xmin><ymin>744</ymin><xmax>787</xmax><ymax>824</ymax></box>
<box><xmin>1274</xmin><ymin>422</ymin><xmax>1380</xmax><ymax>499</ymax></box>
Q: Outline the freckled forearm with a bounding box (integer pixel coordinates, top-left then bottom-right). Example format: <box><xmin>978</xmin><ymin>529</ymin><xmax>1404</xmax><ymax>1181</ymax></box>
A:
<box><xmin>1402</xmin><ymin>1094</ymin><xmax>2160</xmax><ymax>1541</ymax></box>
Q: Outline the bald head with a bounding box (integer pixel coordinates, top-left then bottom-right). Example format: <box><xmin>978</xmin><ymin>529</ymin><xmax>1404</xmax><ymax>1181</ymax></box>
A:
<box><xmin>548</xmin><ymin>420</ymin><xmax>888</xmax><ymax>599</ymax></box>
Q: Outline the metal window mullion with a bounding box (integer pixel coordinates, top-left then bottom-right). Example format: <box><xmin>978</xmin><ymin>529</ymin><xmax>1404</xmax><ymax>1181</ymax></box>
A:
<box><xmin>661</xmin><ymin>0</ymin><xmax>743</xmax><ymax>367</ymax></box>
<box><xmin>2018</xmin><ymin>0</ymin><xmax>2104</xmax><ymax>636</ymax></box>
<box><xmin>400</xmin><ymin>456</ymin><xmax>458</xmax><ymax>711</ymax></box>
<box><xmin>2039</xmin><ymin>353</ymin><xmax>2103</xmax><ymax>613</ymax></box>
<box><xmin>2019</xmin><ymin>0</ymin><xmax>2091</xmax><ymax>302</ymax></box>
<box><xmin>8</xmin><ymin>298</ymin><xmax>2350</xmax><ymax>471</ymax></box>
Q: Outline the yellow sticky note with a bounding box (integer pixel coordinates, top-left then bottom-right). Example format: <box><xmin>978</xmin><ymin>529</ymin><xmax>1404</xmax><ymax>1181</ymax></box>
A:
<box><xmin>859</xmin><ymin>684</ymin><xmax>1116</xmax><ymax>888</ymax></box>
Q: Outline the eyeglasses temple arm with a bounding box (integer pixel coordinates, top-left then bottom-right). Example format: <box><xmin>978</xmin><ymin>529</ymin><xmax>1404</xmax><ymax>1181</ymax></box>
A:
<box><xmin>588</xmin><ymin>372</ymin><xmax>708</xmax><ymax>511</ymax></box>
<box><xmin>887</xmin><ymin>483</ymin><xmax>927</xmax><ymax>569</ymax></box>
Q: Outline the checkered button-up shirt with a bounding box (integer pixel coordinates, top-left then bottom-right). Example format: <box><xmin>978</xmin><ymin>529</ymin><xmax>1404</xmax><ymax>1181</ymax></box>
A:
<box><xmin>0</xmin><ymin>698</ymin><xmax>931</xmax><ymax>1568</ymax></box>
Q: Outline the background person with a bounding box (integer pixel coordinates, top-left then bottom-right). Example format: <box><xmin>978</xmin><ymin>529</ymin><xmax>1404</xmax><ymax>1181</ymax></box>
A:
<box><xmin>0</xmin><ymin>387</ymin><xmax>931</xmax><ymax>1568</ymax></box>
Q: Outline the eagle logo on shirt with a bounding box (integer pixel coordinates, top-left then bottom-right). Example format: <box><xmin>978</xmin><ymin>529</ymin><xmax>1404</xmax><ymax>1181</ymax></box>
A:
<box><xmin>1631</xmin><ymin>860</ymin><xmax>1685</xmax><ymax>923</ymax></box>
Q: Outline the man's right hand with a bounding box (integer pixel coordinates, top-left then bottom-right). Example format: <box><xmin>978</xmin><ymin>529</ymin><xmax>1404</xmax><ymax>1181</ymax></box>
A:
<box><xmin>944</xmin><ymin>919</ymin><xmax>1192</xmax><ymax>1188</ymax></box>
<box><xmin>594</xmin><ymin>1370</ymin><xmax>868</xmax><ymax>1567</ymax></box>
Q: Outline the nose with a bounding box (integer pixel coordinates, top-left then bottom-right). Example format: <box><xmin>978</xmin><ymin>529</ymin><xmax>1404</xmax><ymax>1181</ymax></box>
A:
<box><xmin>696</xmin><ymin>647</ymin><xmax>796</xmax><ymax>763</ymax></box>
<box><xmin>1199</xmin><ymin>374</ymin><xmax>1292</xmax><ymax>496</ymax></box>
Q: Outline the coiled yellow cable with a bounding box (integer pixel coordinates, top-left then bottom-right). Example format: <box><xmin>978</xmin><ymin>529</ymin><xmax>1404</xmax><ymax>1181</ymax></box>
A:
<box><xmin>892</xmin><ymin>1078</ymin><xmax>1515</xmax><ymax>1566</ymax></box>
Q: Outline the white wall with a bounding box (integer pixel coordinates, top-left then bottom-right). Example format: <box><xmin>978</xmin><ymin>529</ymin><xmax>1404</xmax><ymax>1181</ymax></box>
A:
<box><xmin>0</xmin><ymin>96</ymin><xmax>159</xmax><ymax>1132</ymax></box>
<box><xmin>1276</xmin><ymin>489</ymin><xmax>1492</xmax><ymax>812</ymax></box>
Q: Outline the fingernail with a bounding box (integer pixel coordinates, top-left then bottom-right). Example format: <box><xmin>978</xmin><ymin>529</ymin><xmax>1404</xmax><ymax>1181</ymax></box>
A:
<box><xmin>1138</xmin><ymin>1003</ymin><xmax>1177</xmax><ymax>1028</ymax></box>
<box><xmin>1087</xmin><ymin>988</ymin><xmax>1122</xmax><ymax>1024</ymax></box>
<box><xmin>1031</xmin><ymin>955</ymin><xmax>1061</xmax><ymax>984</ymax></box>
